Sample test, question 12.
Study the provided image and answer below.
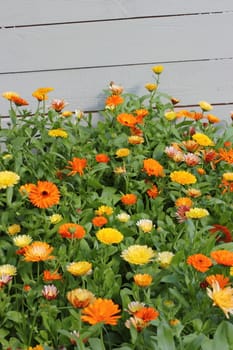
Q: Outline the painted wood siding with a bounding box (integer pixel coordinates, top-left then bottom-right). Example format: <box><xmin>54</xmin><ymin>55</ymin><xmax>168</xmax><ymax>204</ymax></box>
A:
<box><xmin>1</xmin><ymin>1</ymin><xmax>233</xmax><ymax>122</ymax></box>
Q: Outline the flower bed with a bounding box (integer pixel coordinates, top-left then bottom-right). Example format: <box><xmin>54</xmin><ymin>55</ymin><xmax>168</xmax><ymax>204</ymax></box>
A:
<box><xmin>1</xmin><ymin>66</ymin><xmax>233</xmax><ymax>349</ymax></box>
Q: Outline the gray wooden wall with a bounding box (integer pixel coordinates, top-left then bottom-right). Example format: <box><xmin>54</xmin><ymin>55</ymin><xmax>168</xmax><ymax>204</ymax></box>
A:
<box><xmin>1</xmin><ymin>1</ymin><xmax>233</xmax><ymax>123</ymax></box>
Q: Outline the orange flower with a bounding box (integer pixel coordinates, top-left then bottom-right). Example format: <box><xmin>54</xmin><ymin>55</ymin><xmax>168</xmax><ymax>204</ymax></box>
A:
<box><xmin>217</xmin><ymin>148</ymin><xmax>233</xmax><ymax>164</ymax></box>
<box><xmin>117</xmin><ymin>113</ymin><xmax>138</xmax><ymax>127</ymax></box>
<box><xmin>128</xmin><ymin>135</ymin><xmax>144</xmax><ymax>144</ymax></box>
<box><xmin>81</xmin><ymin>298</ymin><xmax>121</xmax><ymax>325</ymax></box>
<box><xmin>146</xmin><ymin>184</ymin><xmax>159</xmax><ymax>199</ymax></box>
<box><xmin>2</xmin><ymin>91</ymin><xmax>20</xmax><ymax>100</ymax></box>
<box><xmin>211</xmin><ymin>250</ymin><xmax>233</xmax><ymax>266</ymax></box>
<box><xmin>95</xmin><ymin>154</ymin><xmax>110</xmax><ymax>163</ymax></box>
<box><xmin>206</xmin><ymin>274</ymin><xmax>230</xmax><ymax>289</ymax></box>
<box><xmin>220</xmin><ymin>179</ymin><xmax>233</xmax><ymax>194</ymax></box>
<box><xmin>175</xmin><ymin>197</ymin><xmax>193</xmax><ymax>207</ymax></box>
<box><xmin>207</xmin><ymin>114</ymin><xmax>220</xmax><ymax>123</ymax></box>
<box><xmin>43</xmin><ymin>270</ymin><xmax>62</xmax><ymax>282</ymax></box>
<box><xmin>50</xmin><ymin>99</ymin><xmax>68</xmax><ymax>112</ymax></box>
<box><xmin>29</xmin><ymin>181</ymin><xmax>60</xmax><ymax>209</ymax></box>
<box><xmin>209</xmin><ymin>224</ymin><xmax>232</xmax><ymax>243</ymax></box>
<box><xmin>105</xmin><ymin>95</ymin><xmax>124</xmax><ymax>107</ymax></box>
<box><xmin>134</xmin><ymin>274</ymin><xmax>152</xmax><ymax>287</ymax></box>
<box><xmin>134</xmin><ymin>109</ymin><xmax>148</xmax><ymax>123</ymax></box>
<box><xmin>58</xmin><ymin>223</ymin><xmax>86</xmax><ymax>239</ymax></box>
<box><xmin>121</xmin><ymin>193</ymin><xmax>137</xmax><ymax>205</ymax></box>
<box><xmin>182</xmin><ymin>140</ymin><xmax>199</xmax><ymax>152</ymax></box>
<box><xmin>187</xmin><ymin>253</ymin><xmax>212</xmax><ymax>272</ymax></box>
<box><xmin>19</xmin><ymin>183</ymin><xmax>34</xmax><ymax>196</ymax></box>
<box><xmin>23</xmin><ymin>241</ymin><xmax>54</xmax><ymax>262</ymax></box>
<box><xmin>130</xmin><ymin>126</ymin><xmax>143</xmax><ymax>136</ymax></box>
<box><xmin>66</xmin><ymin>157</ymin><xmax>87</xmax><ymax>176</ymax></box>
<box><xmin>10</xmin><ymin>95</ymin><xmax>29</xmax><ymax>106</ymax></box>
<box><xmin>143</xmin><ymin>158</ymin><xmax>164</xmax><ymax>177</ymax></box>
<box><xmin>67</xmin><ymin>288</ymin><xmax>95</xmax><ymax>309</ymax></box>
<box><xmin>92</xmin><ymin>216</ymin><xmax>108</xmax><ymax>227</ymax></box>
<box><xmin>32</xmin><ymin>87</ymin><xmax>54</xmax><ymax>101</ymax></box>
<box><xmin>134</xmin><ymin>306</ymin><xmax>159</xmax><ymax>322</ymax></box>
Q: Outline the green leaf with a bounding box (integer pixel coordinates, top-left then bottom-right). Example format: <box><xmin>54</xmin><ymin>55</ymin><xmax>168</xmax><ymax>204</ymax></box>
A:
<box><xmin>157</xmin><ymin>323</ymin><xmax>176</xmax><ymax>350</ymax></box>
<box><xmin>6</xmin><ymin>311</ymin><xmax>23</xmax><ymax>324</ymax></box>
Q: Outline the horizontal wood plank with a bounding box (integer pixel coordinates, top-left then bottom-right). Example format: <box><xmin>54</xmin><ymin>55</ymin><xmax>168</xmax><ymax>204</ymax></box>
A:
<box><xmin>1</xmin><ymin>0</ymin><xmax>233</xmax><ymax>27</ymax></box>
<box><xmin>1</xmin><ymin>13</ymin><xmax>233</xmax><ymax>73</ymax></box>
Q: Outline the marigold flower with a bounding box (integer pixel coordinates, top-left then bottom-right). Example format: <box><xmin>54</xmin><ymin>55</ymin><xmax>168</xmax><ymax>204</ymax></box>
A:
<box><xmin>211</xmin><ymin>250</ymin><xmax>233</xmax><ymax>266</ymax></box>
<box><xmin>43</xmin><ymin>270</ymin><xmax>62</xmax><ymax>282</ymax></box>
<box><xmin>136</xmin><ymin>219</ymin><xmax>154</xmax><ymax>233</ymax></box>
<box><xmin>48</xmin><ymin>128</ymin><xmax>68</xmax><ymax>138</ymax></box>
<box><xmin>92</xmin><ymin>216</ymin><xmax>108</xmax><ymax>227</ymax></box>
<box><xmin>222</xmin><ymin>173</ymin><xmax>233</xmax><ymax>182</ymax></box>
<box><xmin>67</xmin><ymin>261</ymin><xmax>92</xmax><ymax>276</ymax></box>
<box><xmin>207</xmin><ymin>281</ymin><xmax>233</xmax><ymax>318</ymax></box>
<box><xmin>81</xmin><ymin>298</ymin><xmax>121</xmax><ymax>325</ymax></box>
<box><xmin>152</xmin><ymin>65</ymin><xmax>164</xmax><ymax>74</ymax></box>
<box><xmin>2</xmin><ymin>91</ymin><xmax>20</xmax><ymax>100</ymax></box>
<box><xmin>67</xmin><ymin>288</ymin><xmax>95</xmax><ymax>309</ymax></box>
<box><xmin>184</xmin><ymin>153</ymin><xmax>200</xmax><ymax>166</ymax></box>
<box><xmin>170</xmin><ymin>170</ymin><xmax>197</xmax><ymax>185</ymax></box>
<box><xmin>105</xmin><ymin>95</ymin><xmax>124</xmax><ymax>107</ymax></box>
<box><xmin>187</xmin><ymin>253</ymin><xmax>212</xmax><ymax>272</ymax></box>
<box><xmin>42</xmin><ymin>284</ymin><xmax>59</xmax><ymax>300</ymax></box>
<box><xmin>217</xmin><ymin>148</ymin><xmax>233</xmax><ymax>164</ymax></box>
<box><xmin>205</xmin><ymin>274</ymin><xmax>230</xmax><ymax>289</ymax></box>
<box><xmin>164</xmin><ymin>111</ymin><xmax>176</xmax><ymax>121</ymax></box>
<box><xmin>114</xmin><ymin>166</ymin><xmax>127</xmax><ymax>174</ymax></box>
<box><xmin>199</xmin><ymin>101</ymin><xmax>213</xmax><ymax>111</ymax></box>
<box><xmin>0</xmin><ymin>171</ymin><xmax>20</xmax><ymax>189</ymax></box>
<box><xmin>96</xmin><ymin>227</ymin><xmax>124</xmax><ymax>245</ymax></box>
<box><xmin>95</xmin><ymin>205</ymin><xmax>113</xmax><ymax>216</ymax></box>
<box><xmin>117</xmin><ymin>113</ymin><xmax>138</xmax><ymax>127</ymax></box>
<box><xmin>186</xmin><ymin>188</ymin><xmax>202</xmax><ymax>198</ymax></box>
<box><xmin>176</xmin><ymin>205</ymin><xmax>190</xmax><ymax>223</ymax></box>
<box><xmin>121</xmin><ymin>245</ymin><xmax>155</xmax><ymax>265</ymax></box>
<box><xmin>121</xmin><ymin>193</ymin><xmax>137</xmax><ymax>205</ymax></box>
<box><xmin>58</xmin><ymin>223</ymin><xmax>86</xmax><ymax>239</ymax></box>
<box><xmin>115</xmin><ymin>148</ymin><xmax>130</xmax><ymax>157</ymax></box>
<box><xmin>134</xmin><ymin>273</ymin><xmax>152</xmax><ymax>287</ymax></box>
<box><xmin>169</xmin><ymin>319</ymin><xmax>180</xmax><ymax>326</ymax></box>
<box><xmin>32</xmin><ymin>87</ymin><xmax>54</xmax><ymax>101</ymax></box>
<box><xmin>157</xmin><ymin>251</ymin><xmax>174</xmax><ymax>268</ymax></box>
<box><xmin>197</xmin><ymin>168</ymin><xmax>206</xmax><ymax>175</ymax></box>
<box><xmin>128</xmin><ymin>135</ymin><xmax>144</xmax><ymax>144</ymax></box>
<box><xmin>185</xmin><ymin>208</ymin><xmax>209</xmax><ymax>219</ymax></box>
<box><xmin>49</xmin><ymin>214</ymin><xmax>63</xmax><ymax>224</ymax></box>
<box><xmin>175</xmin><ymin>197</ymin><xmax>193</xmax><ymax>207</ymax></box>
<box><xmin>29</xmin><ymin>181</ymin><xmax>60</xmax><ymax>209</ymax></box>
<box><xmin>19</xmin><ymin>183</ymin><xmax>34</xmax><ymax>196</ymax></box>
<box><xmin>50</xmin><ymin>98</ymin><xmax>68</xmax><ymax>112</ymax></box>
<box><xmin>143</xmin><ymin>158</ymin><xmax>164</xmax><ymax>177</ymax></box>
<box><xmin>209</xmin><ymin>224</ymin><xmax>232</xmax><ymax>243</ymax></box>
<box><xmin>95</xmin><ymin>153</ymin><xmax>110</xmax><ymax>163</ymax></box>
<box><xmin>28</xmin><ymin>345</ymin><xmax>44</xmax><ymax>350</ymax></box>
<box><xmin>135</xmin><ymin>306</ymin><xmax>159</xmax><ymax>322</ymax></box>
<box><xmin>10</xmin><ymin>95</ymin><xmax>29</xmax><ymax>106</ymax></box>
<box><xmin>62</xmin><ymin>110</ymin><xmax>73</xmax><ymax>117</ymax></box>
<box><xmin>134</xmin><ymin>109</ymin><xmax>148</xmax><ymax>123</ymax></box>
<box><xmin>116</xmin><ymin>212</ymin><xmax>130</xmax><ymax>222</ymax></box>
<box><xmin>7</xmin><ymin>224</ymin><xmax>21</xmax><ymax>235</ymax></box>
<box><xmin>0</xmin><ymin>264</ymin><xmax>17</xmax><ymax>277</ymax></box>
<box><xmin>182</xmin><ymin>140</ymin><xmax>199</xmax><ymax>152</ymax></box>
<box><xmin>0</xmin><ymin>274</ymin><xmax>13</xmax><ymax>288</ymax></box>
<box><xmin>23</xmin><ymin>241</ymin><xmax>55</xmax><ymax>262</ymax></box>
<box><xmin>146</xmin><ymin>184</ymin><xmax>159</xmax><ymax>199</ymax></box>
<box><xmin>12</xmin><ymin>235</ymin><xmax>32</xmax><ymax>248</ymax></box>
<box><xmin>66</xmin><ymin>157</ymin><xmax>87</xmax><ymax>176</ymax></box>
<box><xmin>192</xmin><ymin>133</ymin><xmax>215</xmax><ymax>147</ymax></box>
<box><xmin>145</xmin><ymin>83</ymin><xmax>157</xmax><ymax>92</ymax></box>
<box><xmin>207</xmin><ymin>114</ymin><xmax>220</xmax><ymax>123</ymax></box>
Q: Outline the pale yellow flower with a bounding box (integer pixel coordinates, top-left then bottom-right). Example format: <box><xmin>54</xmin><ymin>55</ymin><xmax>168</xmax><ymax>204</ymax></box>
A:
<box><xmin>95</xmin><ymin>205</ymin><xmax>113</xmax><ymax>216</ymax></box>
<box><xmin>7</xmin><ymin>224</ymin><xmax>21</xmax><ymax>235</ymax></box>
<box><xmin>0</xmin><ymin>264</ymin><xmax>17</xmax><ymax>277</ymax></box>
<box><xmin>0</xmin><ymin>171</ymin><xmax>20</xmax><ymax>189</ymax></box>
<box><xmin>49</xmin><ymin>214</ymin><xmax>63</xmax><ymax>224</ymax></box>
<box><xmin>115</xmin><ymin>148</ymin><xmax>130</xmax><ymax>157</ymax></box>
<box><xmin>157</xmin><ymin>251</ymin><xmax>174</xmax><ymax>268</ymax></box>
<box><xmin>67</xmin><ymin>261</ymin><xmax>92</xmax><ymax>276</ymax></box>
<box><xmin>114</xmin><ymin>166</ymin><xmax>126</xmax><ymax>174</ymax></box>
<box><xmin>121</xmin><ymin>245</ymin><xmax>155</xmax><ymax>265</ymax></box>
<box><xmin>207</xmin><ymin>281</ymin><xmax>233</xmax><ymax>318</ymax></box>
<box><xmin>13</xmin><ymin>235</ymin><xmax>32</xmax><ymax>248</ymax></box>
<box><xmin>185</xmin><ymin>208</ymin><xmax>209</xmax><ymax>219</ymax></box>
<box><xmin>48</xmin><ymin>128</ymin><xmax>68</xmax><ymax>138</ymax></box>
<box><xmin>128</xmin><ymin>136</ymin><xmax>144</xmax><ymax>144</ymax></box>
<box><xmin>199</xmin><ymin>101</ymin><xmax>213</xmax><ymax>111</ymax></box>
<box><xmin>2</xmin><ymin>154</ymin><xmax>13</xmax><ymax>160</ymax></box>
<box><xmin>136</xmin><ymin>219</ymin><xmax>154</xmax><ymax>233</ymax></box>
<box><xmin>96</xmin><ymin>228</ymin><xmax>124</xmax><ymax>245</ymax></box>
<box><xmin>116</xmin><ymin>212</ymin><xmax>130</xmax><ymax>223</ymax></box>
<box><xmin>164</xmin><ymin>111</ymin><xmax>176</xmax><ymax>121</ymax></box>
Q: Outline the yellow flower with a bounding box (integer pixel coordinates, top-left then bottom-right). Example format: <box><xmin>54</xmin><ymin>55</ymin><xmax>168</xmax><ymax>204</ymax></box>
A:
<box><xmin>192</xmin><ymin>133</ymin><xmax>215</xmax><ymax>147</ymax></box>
<box><xmin>164</xmin><ymin>111</ymin><xmax>176</xmax><ymax>121</ymax></box>
<box><xmin>62</xmin><ymin>110</ymin><xmax>73</xmax><ymax>117</ymax></box>
<box><xmin>136</xmin><ymin>219</ymin><xmax>154</xmax><ymax>233</ymax></box>
<box><xmin>199</xmin><ymin>101</ymin><xmax>213</xmax><ymax>111</ymax></box>
<box><xmin>49</xmin><ymin>214</ymin><xmax>63</xmax><ymax>224</ymax></box>
<box><xmin>48</xmin><ymin>128</ymin><xmax>68</xmax><ymax>138</ymax></box>
<box><xmin>121</xmin><ymin>245</ymin><xmax>155</xmax><ymax>265</ymax></box>
<box><xmin>114</xmin><ymin>166</ymin><xmax>127</xmax><ymax>174</ymax></box>
<box><xmin>222</xmin><ymin>173</ymin><xmax>233</xmax><ymax>182</ymax></box>
<box><xmin>0</xmin><ymin>171</ymin><xmax>20</xmax><ymax>189</ymax></box>
<box><xmin>152</xmin><ymin>65</ymin><xmax>164</xmax><ymax>74</ymax></box>
<box><xmin>157</xmin><ymin>251</ymin><xmax>174</xmax><ymax>268</ymax></box>
<box><xmin>95</xmin><ymin>205</ymin><xmax>113</xmax><ymax>216</ymax></box>
<box><xmin>145</xmin><ymin>83</ymin><xmax>157</xmax><ymax>92</ymax></box>
<box><xmin>2</xmin><ymin>154</ymin><xmax>13</xmax><ymax>160</ymax></box>
<box><xmin>134</xmin><ymin>273</ymin><xmax>153</xmax><ymax>287</ymax></box>
<box><xmin>32</xmin><ymin>87</ymin><xmax>53</xmax><ymax>101</ymax></box>
<box><xmin>12</xmin><ymin>235</ymin><xmax>32</xmax><ymax>248</ymax></box>
<box><xmin>116</xmin><ymin>148</ymin><xmax>130</xmax><ymax>157</ymax></box>
<box><xmin>2</xmin><ymin>91</ymin><xmax>20</xmax><ymax>100</ymax></box>
<box><xmin>116</xmin><ymin>212</ymin><xmax>130</xmax><ymax>222</ymax></box>
<box><xmin>207</xmin><ymin>281</ymin><xmax>233</xmax><ymax>318</ymax></box>
<box><xmin>7</xmin><ymin>224</ymin><xmax>21</xmax><ymax>235</ymax></box>
<box><xmin>67</xmin><ymin>261</ymin><xmax>92</xmax><ymax>276</ymax></box>
<box><xmin>128</xmin><ymin>135</ymin><xmax>144</xmax><ymax>144</ymax></box>
<box><xmin>28</xmin><ymin>345</ymin><xmax>44</xmax><ymax>350</ymax></box>
<box><xmin>67</xmin><ymin>288</ymin><xmax>95</xmax><ymax>308</ymax></box>
<box><xmin>185</xmin><ymin>208</ymin><xmax>209</xmax><ymax>219</ymax></box>
<box><xmin>170</xmin><ymin>170</ymin><xmax>197</xmax><ymax>185</ymax></box>
<box><xmin>0</xmin><ymin>264</ymin><xmax>17</xmax><ymax>277</ymax></box>
<box><xmin>96</xmin><ymin>228</ymin><xmax>124</xmax><ymax>245</ymax></box>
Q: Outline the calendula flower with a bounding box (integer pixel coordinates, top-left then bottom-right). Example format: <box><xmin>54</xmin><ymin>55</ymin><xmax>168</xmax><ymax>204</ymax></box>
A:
<box><xmin>187</xmin><ymin>253</ymin><xmax>212</xmax><ymax>272</ymax></box>
<box><xmin>209</xmin><ymin>224</ymin><xmax>232</xmax><ymax>243</ymax></box>
<box><xmin>50</xmin><ymin>98</ymin><xmax>68</xmax><ymax>112</ymax></box>
<box><xmin>12</xmin><ymin>235</ymin><xmax>32</xmax><ymax>247</ymax></box>
<box><xmin>121</xmin><ymin>193</ymin><xmax>137</xmax><ymax>205</ymax></box>
<box><xmin>199</xmin><ymin>101</ymin><xmax>213</xmax><ymax>111</ymax></box>
<box><xmin>43</xmin><ymin>270</ymin><xmax>62</xmax><ymax>282</ymax></box>
<box><xmin>164</xmin><ymin>111</ymin><xmax>176</xmax><ymax>121</ymax></box>
<box><xmin>81</xmin><ymin>298</ymin><xmax>121</xmax><ymax>325</ymax></box>
<box><xmin>176</xmin><ymin>205</ymin><xmax>190</xmax><ymax>223</ymax></box>
<box><xmin>157</xmin><ymin>251</ymin><xmax>174</xmax><ymax>268</ymax></box>
<box><xmin>117</xmin><ymin>113</ymin><xmax>138</xmax><ymax>127</ymax></box>
<box><xmin>95</xmin><ymin>153</ymin><xmax>110</xmax><ymax>163</ymax></box>
<box><xmin>169</xmin><ymin>319</ymin><xmax>181</xmax><ymax>326</ymax></box>
<box><xmin>184</xmin><ymin>153</ymin><xmax>200</xmax><ymax>166</ymax></box>
<box><xmin>127</xmin><ymin>301</ymin><xmax>145</xmax><ymax>314</ymax></box>
<box><xmin>205</xmin><ymin>274</ymin><xmax>230</xmax><ymax>289</ymax></box>
<box><xmin>170</xmin><ymin>171</ymin><xmax>197</xmax><ymax>185</ymax></box>
<box><xmin>128</xmin><ymin>135</ymin><xmax>144</xmax><ymax>144</ymax></box>
<box><xmin>136</xmin><ymin>219</ymin><xmax>154</xmax><ymax>233</ymax></box>
<box><xmin>134</xmin><ymin>274</ymin><xmax>153</xmax><ymax>287</ymax></box>
<box><xmin>19</xmin><ymin>183</ymin><xmax>34</xmax><ymax>196</ymax></box>
<box><xmin>23</xmin><ymin>241</ymin><xmax>55</xmax><ymax>262</ymax></box>
<box><xmin>2</xmin><ymin>91</ymin><xmax>20</xmax><ymax>100</ymax></box>
<box><xmin>95</xmin><ymin>205</ymin><xmax>113</xmax><ymax>216</ymax></box>
<box><xmin>48</xmin><ymin>128</ymin><xmax>68</xmax><ymax>138</ymax></box>
<box><xmin>92</xmin><ymin>215</ymin><xmax>108</xmax><ymax>227</ymax></box>
<box><xmin>66</xmin><ymin>157</ymin><xmax>87</xmax><ymax>176</ymax></box>
<box><xmin>192</xmin><ymin>133</ymin><xmax>215</xmax><ymax>147</ymax></box>
<box><xmin>32</xmin><ymin>87</ymin><xmax>54</xmax><ymax>101</ymax></box>
<box><xmin>152</xmin><ymin>65</ymin><xmax>164</xmax><ymax>74</ymax></box>
<box><xmin>75</xmin><ymin>109</ymin><xmax>84</xmax><ymax>119</ymax></box>
<box><xmin>175</xmin><ymin>197</ymin><xmax>193</xmax><ymax>207</ymax></box>
<box><xmin>0</xmin><ymin>264</ymin><xmax>17</xmax><ymax>277</ymax></box>
<box><xmin>116</xmin><ymin>212</ymin><xmax>130</xmax><ymax>222</ymax></box>
<box><xmin>0</xmin><ymin>171</ymin><xmax>20</xmax><ymax>189</ymax></box>
<box><xmin>7</xmin><ymin>224</ymin><xmax>21</xmax><ymax>235</ymax></box>
<box><xmin>10</xmin><ymin>95</ymin><xmax>29</xmax><ymax>106</ymax></box>
<box><xmin>135</xmin><ymin>109</ymin><xmax>148</xmax><ymax>123</ymax></box>
<box><xmin>42</xmin><ymin>284</ymin><xmax>59</xmax><ymax>300</ymax></box>
<box><xmin>29</xmin><ymin>181</ymin><xmax>60</xmax><ymax>208</ymax></box>
<box><xmin>186</xmin><ymin>188</ymin><xmax>202</xmax><ymax>198</ymax></box>
<box><xmin>96</xmin><ymin>228</ymin><xmax>124</xmax><ymax>244</ymax></box>
<box><xmin>197</xmin><ymin>168</ymin><xmax>206</xmax><ymax>175</ymax></box>
<box><xmin>28</xmin><ymin>346</ymin><xmax>44</xmax><ymax>350</ymax></box>
<box><xmin>105</xmin><ymin>95</ymin><xmax>124</xmax><ymax>107</ymax></box>
<box><xmin>116</xmin><ymin>148</ymin><xmax>130</xmax><ymax>157</ymax></box>
<box><xmin>207</xmin><ymin>281</ymin><xmax>233</xmax><ymax>318</ymax></box>
<box><xmin>0</xmin><ymin>274</ymin><xmax>13</xmax><ymax>288</ymax></box>
<box><xmin>182</xmin><ymin>140</ymin><xmax>199</xmax><ymax>152</ymax></box>
<box><xmin>121</xmin><ymin>245</ymin><xmax>155</xmax><ymax>265</ymax></box>
<box><xmin>58</xmin><ymin>223</ymin><xmax>86</xmax><ymax>239</ymax></box>
<box><xmin>211</xmin><ymin>250</ymin><xmax>233</xmax><ymax>266</ymax></box>
<box><xmin>109</xmin><ymin>81</ymin><xmax>124</xmax><ymax>95</ymax></box>
<box><xmin>114</xmin><ymin>166</ymin><xmax>127</xmax><ymax>174</ymax></box>
<box><xmin>62</xmin><ymin>110</ymin><xmax>73</xmax><ymax>117</ymax></box>
<box><xmin>67</xmin><ymin>288</ymin><xmax>95</xmax><ymax>309</ymax></box>
<box><xmin>145</xmin><ymin>83</ymin><xmax>157</xmax><ymax>92</ymax></box>
<box><xmin>185</xmin><ymin>208</ymin><xmax>209</xmax><ymax>219</ymax></box>
<box><xmin>49</xmin><ymin>214</ymin><xmax>63</xmax><ymax>224</ymax></box>
<box><xmin>217</xmin><ymin>148</ymin><xmax>233</xmax><ymax>164</ymax></box>
<box><xmin>67</xmin><ymin>261</ymin><xmax>92</xmax><ymax>276</ymax></box>
<box><xmin>135</xmin><ymin>306</ymin><xmax>159</xmax><ymax>322</ymax></box>
<box><xmin>143</xmin><ymin>158</ymin><xmax>164</xmax><ymax>177</ymax></box>
<box><xmin>146</xmin><ymin>184</ymin><xmax>159</xmax><ymax>198</ymax></box>
<box><xmin>207</xmin><ymin>114</ymin><xmax>220</xmax><ymax>123</ymax></box>
<box><xmin>222</xmin><ymin>173</ymin><xmax>233</xmax><ymax>181</ymax></box>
